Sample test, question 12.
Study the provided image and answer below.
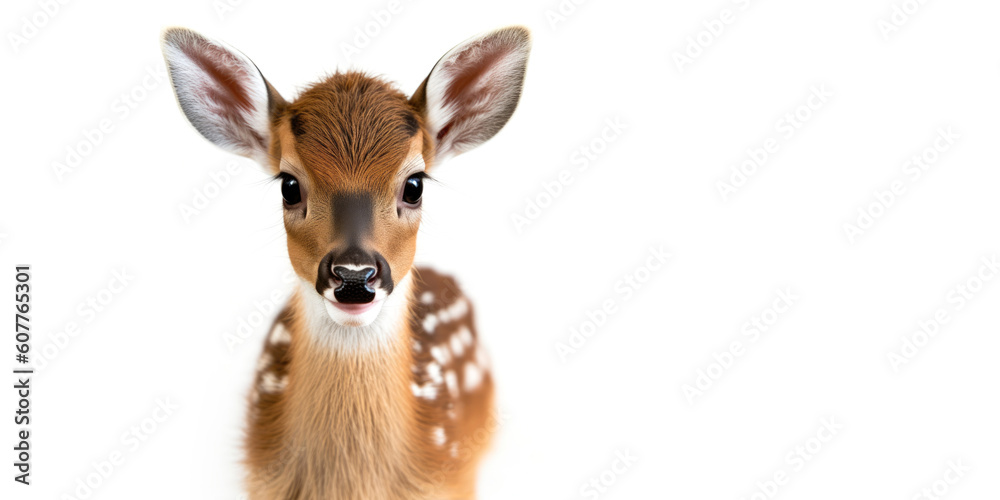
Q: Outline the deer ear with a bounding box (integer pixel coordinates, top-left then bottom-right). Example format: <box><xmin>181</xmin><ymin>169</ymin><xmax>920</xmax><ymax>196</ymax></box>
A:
<box><xmin>161</xmin><ymin>28</ymin><xmax>284</xmax><ymax>165</ymax></box>
<box><xmin>411</xmin><ymin>26</ymin><xmax>530</xmax><ymax>162</ymax></box>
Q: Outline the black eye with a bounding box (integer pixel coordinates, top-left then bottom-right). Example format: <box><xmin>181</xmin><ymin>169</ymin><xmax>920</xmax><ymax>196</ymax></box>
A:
<box><xmin>280</xmin><ymin>174</ymin><xmax>302</xmax><ymax>206</ymax></box>
<box><xmin>402</xmin><ymin>174</ymin><xmax>423</xmax><ymax>205</ymax></box>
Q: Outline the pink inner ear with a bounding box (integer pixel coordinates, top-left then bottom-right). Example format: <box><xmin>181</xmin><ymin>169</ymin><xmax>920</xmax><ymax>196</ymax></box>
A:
<box><xmin>435</xmin><ymin>123</ymin><xmax>453</xmax><ymax>142</ymax></box>
<box><xmin>443</xmin><ymin>43</ymin><xmax>511</xmax><ymax>104</ymax></box>
<box><xmin>181</xmin><ymin>39</ymin><xmax>255</xmax><ymax>118</ymax></box>
<box><xmin>426</xmin><ymin>29</ymin><xmax>528</xmax><ymax>158</ymax></box>
<box><xmin>436</xmin><ymin>42</ymin><xmax>515</xmax><ymax>136</ymax></box>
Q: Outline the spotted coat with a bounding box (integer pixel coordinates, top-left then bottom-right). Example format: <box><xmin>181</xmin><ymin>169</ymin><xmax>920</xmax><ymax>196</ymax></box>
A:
<box><xmin>246</xmin><ymin>267</ymin><xmax>496</xmax><ymax>498</ymax></box>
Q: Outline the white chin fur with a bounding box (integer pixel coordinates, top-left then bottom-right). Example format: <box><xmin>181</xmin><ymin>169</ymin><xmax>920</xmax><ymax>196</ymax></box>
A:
<box><xmin>322</xmin><ymin>299</ymin><xmax>385</xmax><ymax>327</ymax></box>
<box><xmin>297</xmin><ymin>274</ymin><xmax>412</xmax><ymax>353</ymax></box>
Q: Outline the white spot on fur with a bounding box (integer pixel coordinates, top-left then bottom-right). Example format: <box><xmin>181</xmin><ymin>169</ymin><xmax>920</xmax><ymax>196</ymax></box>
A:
<box><xmin>457</xmin><ymin>326</ymin><xmax>473</xmax><ymax>347</ymax></box>
<box><xmin>412</xmin><ymin>381</ymin><xmax>438</xmax><ymax>400</ymax></box>
<box><xmin>412</xmin><ymin>339</ymin><xmax>423</xmax><ymax>353</ymax></box>
<box><xmin>431</xmin><ymin>345</ymin><xmax>452</xmax><ymax>365</ymax></box>
<box><xmin>432</xmin><ymin>426</ymin><xmax>446</xmax><ymax>446</ymax></box>
<box><xmin>450</xmin><ymin>441</ymin><xmax>459</xmax><ymax>458</ymax></box>
<box><xmin>256</xmin><ymin>352</ymin><xmax>272</xmax><ymax>372</ymax></box>
<box><xmin>450</xmin><ymin>333</ymin><xmax>465</xmax><ymax>358</ymax></box>
<box><xmin>426</xmin><ymin>361</ymin><xmax>443</xmax><ymax>383</ymax></box>
<box><xmin>423</xmin><ymin>314</ymin><xmax>439</xmax><ymax>334</ymax></box>
<box><xmin>269</xmin><ymin>324</ymin><xmax>291</xmax><ymax>345</ymax></box>
<box><xmin>260</xmin><ymin>372</ymin><xmax>287</xmax><ymax>393</ymax></box>
<box><xmin>464</xmin><ymin>362</ymin><xmax>483</xmax><ymax>391</ymax></box>
<box><xmin>421</xmin><ymin>291</ymin><xmax>434</xmax><ymax>304</ymax></box>
<box><xmin>444</xmin><ymin>369</ymin><xmax>459</xmax><ymax>398</ymax></box>
<box><xmin>422</xmin><ymin>298</ymin><xmax>468</xmax><ymax>337</ymax></box>
<box><xmin>437</xmin><ymin>298</ymin><xmax>468</xmax><ymax>324</ymax></box>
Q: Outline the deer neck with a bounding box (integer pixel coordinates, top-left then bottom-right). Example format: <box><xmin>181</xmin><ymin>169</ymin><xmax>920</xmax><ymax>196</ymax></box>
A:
<box><xmin>282</xmin><ymin>273</ymin><xmax>423</xmax><ymax>492</ymax></box>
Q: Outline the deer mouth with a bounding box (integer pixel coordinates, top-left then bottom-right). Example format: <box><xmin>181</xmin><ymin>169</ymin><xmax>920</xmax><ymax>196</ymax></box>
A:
<box><xmin>312</xmin><ymin>247</ymin><xmax>395</xmax><ymax>327</ymax></box>
<box><xmin>320</xmin><ymin>290</ymin><xmax>387</xmax><ymax>327</ymax></box>
<box><xmin>328</xmin><ymin>299</ymin><xmax>381</xmax><ymax>315</ymax></box>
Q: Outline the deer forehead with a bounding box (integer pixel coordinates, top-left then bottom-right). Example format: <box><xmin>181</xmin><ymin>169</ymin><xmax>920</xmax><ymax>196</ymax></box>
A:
<box><xmin>276</xmin><ymin>118</ymin><xmax>426</xmax><ymax>202</ymax></box>
<box><xmin>270</xmin><ymin>73</ymin><xmax>430</xmax><ymax>194</ymax></box>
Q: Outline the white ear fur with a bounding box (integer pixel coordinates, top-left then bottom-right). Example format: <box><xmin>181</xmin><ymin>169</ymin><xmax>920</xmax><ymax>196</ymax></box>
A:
<box><xmin>161</xmin><ymin>28</ymin><xmax>277</xmax><ymax>165</ymax></box>
<box><xmin>419</xmin><ymin>26</ymin><xmax>531</xmax><ymax>162</ymax></box>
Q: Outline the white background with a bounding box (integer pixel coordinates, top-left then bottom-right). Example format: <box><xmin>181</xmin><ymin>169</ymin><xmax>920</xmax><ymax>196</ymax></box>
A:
<box><xmin>2</xmin><ymin>0</ymin><xmax>1000</xmax><ymax>498</ymax></box>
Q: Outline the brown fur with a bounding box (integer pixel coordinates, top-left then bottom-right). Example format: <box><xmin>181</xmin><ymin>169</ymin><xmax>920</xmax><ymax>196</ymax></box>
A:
<box><xmin>245</xmin><ymin>268</ymin><xmax>496</xmax><ymax>499</ymax></box>
<box><xmin>162</xmin><ymin>26</ymin><xmax>530</xmax><ymax>499</ymax></box>
<box><xmin>265</xmin><ymin>73</ymin><xmax>429</xmax><ymax>297</ymax></box>
<box><xmin>244</xmin><ymin>72</ymin><xmax>496</xmax><ymax>499</ymax></box>
<box><xmin>284</xmin><ymin>73</ymin><xmax>427</xmax><ymax>184</ymax></box>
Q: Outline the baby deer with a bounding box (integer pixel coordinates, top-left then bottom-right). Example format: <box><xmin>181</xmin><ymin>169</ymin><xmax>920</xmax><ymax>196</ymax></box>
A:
<box><xmin>161</xmin><ymin>26</ymin><xmax>530</xmax><ymax>499</ymax></box>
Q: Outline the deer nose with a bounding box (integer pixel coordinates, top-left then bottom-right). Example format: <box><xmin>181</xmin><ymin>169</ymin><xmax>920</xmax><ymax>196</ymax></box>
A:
<box><xmin>332</xmin><ymin>266</ymin><xmax>377</xmax><ymax>304</ymax></box>
<box><xmin>316</xmin><ymin>248</ymin><xmax>394</xmax><ymax>301</ymax></box>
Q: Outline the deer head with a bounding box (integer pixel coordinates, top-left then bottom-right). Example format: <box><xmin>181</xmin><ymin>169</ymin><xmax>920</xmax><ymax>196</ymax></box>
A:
<box><xmin>161</xmin><ymin>27</ymin><xmax>530</xmax><ymax>331</ymax></box>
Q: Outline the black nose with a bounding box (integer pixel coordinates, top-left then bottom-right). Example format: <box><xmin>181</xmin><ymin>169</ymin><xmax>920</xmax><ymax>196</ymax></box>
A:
<box><xmin>316</xmin><ymin>248</ymin><xmax>394</xmax><ymax>301</ymax></box>
<box><xmin>332</xmin><ymin>266</ymin><xmax>377</xmax><ymax>304</ymax></box>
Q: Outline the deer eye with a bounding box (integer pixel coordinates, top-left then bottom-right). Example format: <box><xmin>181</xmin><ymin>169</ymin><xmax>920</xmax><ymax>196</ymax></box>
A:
<box><xmin>401</xmin><ymin>174</ymin><xmax>423</xmax><ymax>206</ymax></box>
<box><xmin>279</xmin><ymin>173</ymin><xmax>302</xmax><ymax>206</ymax></box>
